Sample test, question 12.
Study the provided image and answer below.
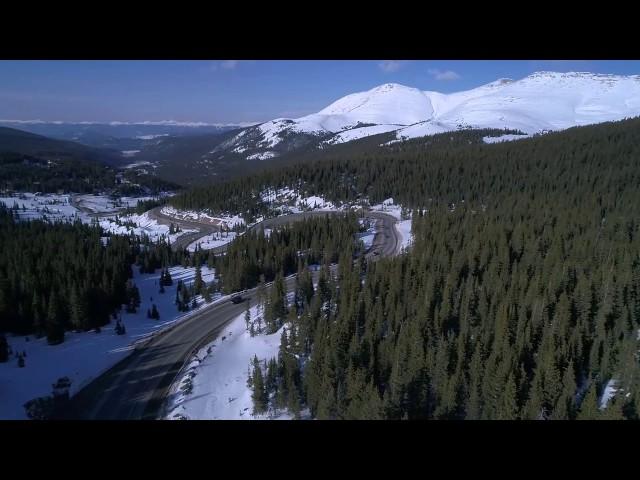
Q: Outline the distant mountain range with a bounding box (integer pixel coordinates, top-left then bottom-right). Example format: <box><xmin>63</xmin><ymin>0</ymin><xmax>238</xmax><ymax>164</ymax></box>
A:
<box><xmin>0</xmin><ymin>126</ymin><xmax>123</xmax><ymax>166</ymax></box>
<box><xmin>3</xmin><ymin>71</ymin><xmax>640</xmax><ymax>187</ymax></box>
<box><xmin>0</xmin><ymin>120</ymin><xmax>252</xmax><ymax>152</ymax></box>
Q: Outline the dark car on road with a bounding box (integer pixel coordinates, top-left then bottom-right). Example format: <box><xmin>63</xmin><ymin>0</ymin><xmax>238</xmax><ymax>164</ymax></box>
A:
<box><xmin>230</xmin><ymin>295</ymin><xmax>244</xmax><ymax>304</ymax></box>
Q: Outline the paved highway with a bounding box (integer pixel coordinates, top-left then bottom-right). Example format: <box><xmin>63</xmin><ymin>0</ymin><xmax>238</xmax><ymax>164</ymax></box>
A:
<box><xmin>62</xmin><ymin>207</ymin><xmax>401</xmax><ymax>419</ymax></box>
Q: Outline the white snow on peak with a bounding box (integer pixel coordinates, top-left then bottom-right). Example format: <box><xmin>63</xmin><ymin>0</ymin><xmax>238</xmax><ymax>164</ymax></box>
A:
<box><xmin>230</xmin><ymin>71</ymin><xmax>640</xmax><ymax>151</ymax></box>
<box><xmin>316</xmin><ymin>82</ymin><xmax>434</xmax><ymax>125</ymax></box>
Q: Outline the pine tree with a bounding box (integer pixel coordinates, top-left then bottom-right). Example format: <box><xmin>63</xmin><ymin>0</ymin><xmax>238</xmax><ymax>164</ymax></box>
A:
<box><xmin>45</xmin><ymin>290</ymin><xmax>64</xmax><ymax>345</ymax></box>
<box><xmin>577</xmin><ymin>382</ymin><xmax>600</xmax><ymax>420</ymax></box>
<box><xmin>203</xmin><ymin>285</ymin><xmax>212</xmax><ymax>303</ymax></box>
<box><xmin>69</xmin><ymin>285</ymin><xmax>87</xmax><ymax>331</ymax></box>
<box><xmin>0</xmin><ymin>334</ymin><xmax>8</xmax><ymax>363</ymax></box>
<box><xmin>498</xmin><ymin>373</ymin><xmax>520</xmax><ymax>420</ymax></box>
<box><xmin>251</xmin><ymin>355</ymin><xmax>267</xmax><ymax>415</ymax></box>
<box><xmin>194</xmin><ymin>264</ymin><xmax>203</xmax><ymax>295</ymax></box>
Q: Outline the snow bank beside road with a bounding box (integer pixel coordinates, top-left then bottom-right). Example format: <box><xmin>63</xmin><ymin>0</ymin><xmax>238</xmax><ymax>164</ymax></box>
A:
<box><xmin>165</xmin><ymin>303</ymin><xmax>291</xmax><ymax>420</ymax></box>
<box><xmin>0</xmin><ymin>265</ymin><xmax>218</xmax><ymax>420</ymax></box>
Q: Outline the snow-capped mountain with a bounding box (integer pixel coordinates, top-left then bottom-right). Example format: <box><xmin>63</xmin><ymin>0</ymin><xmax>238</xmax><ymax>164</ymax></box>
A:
<box><xmin>216</xmin><ymin>71</ymin><xmax>640</xmax><ymax>160</ymax></box>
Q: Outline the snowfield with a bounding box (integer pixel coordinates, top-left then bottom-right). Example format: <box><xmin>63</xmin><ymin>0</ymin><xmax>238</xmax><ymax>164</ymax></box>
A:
<box><xmin>0</xmin><ymin>265</ymin><xmax>219</xmax><ymax>420</ymax></box>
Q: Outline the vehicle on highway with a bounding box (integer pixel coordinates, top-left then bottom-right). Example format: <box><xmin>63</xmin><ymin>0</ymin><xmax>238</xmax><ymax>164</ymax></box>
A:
<box><xmin>230</xmin><ymin>295</ymin><xmax>245</xmax><ymax>304</ymax></box>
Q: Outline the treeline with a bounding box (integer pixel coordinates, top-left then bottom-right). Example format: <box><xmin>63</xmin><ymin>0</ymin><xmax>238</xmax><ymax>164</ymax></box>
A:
<box><xmin>0</xmin><ymin>152</ymin><xmax>115</xmax><ymax>193</ymax></box>
<box><xmin>0</xmin><ymin>152</ymin><xmax>180</xmax><ymax>195</ymax></box>
<box><xmin>168</xmin><ymin>127</ymin><xmax>530</xmax><ymax>220</ymax></box>
<box><xmin>211</xmin><ymin>214</ymin><xmax>363</xmax><ymax>293</ymax></box>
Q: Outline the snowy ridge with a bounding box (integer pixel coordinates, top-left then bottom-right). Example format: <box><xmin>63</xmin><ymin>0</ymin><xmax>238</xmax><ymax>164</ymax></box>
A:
<box><xmin>221</xmin><ymin>72</ymin><xmax>640</xmax><ymax>156</ymax></box>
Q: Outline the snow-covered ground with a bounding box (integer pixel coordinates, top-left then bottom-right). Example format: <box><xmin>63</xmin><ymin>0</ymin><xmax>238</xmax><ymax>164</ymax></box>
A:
<box><xmin>395</xmin><ymin>219</ymin><xmax>413</xmax><ymax>252</ymax></box>
<box><xmin>99</xmin><ymin>212</ymin><xmax>197</xmax><ymax>243</ymax></box>
<box><xmin>161</xmin><ymin>206</ymin><xmax>245</xmax><ymax>229</ymax></box>
<box><xmin>599</xmin><ymin>379</ymin><xmax>619</xmax><ymax>410</ymax></box>
<box><xmin>0</xmin><ymin>193</ymin><xmax>158</xmax><ymax>221</ymax></box>
<box><xmin>297</xmin><ymin>194</ymin><xmax>338</xmax><ymax>211</ymax></box>
<box><xmin>74</xmin><ymin>194</ymin><xmax>155</xmax><ymax>214</ymax></box>
<box><xmin>0</xmin><ymin>265</ymin><xmax>220</xmax><ymax>420</ymax></box>
<box><xmin>0</xmin><ymin>193</ymin><xmax>85</xmax><ymax>222</ymax></box>
<box><xmin>186</xmin><ymin>231</ymin><xmax>238</xmax><ymax>252</ymax></box>
<box><xmin>357</xmin><ymin>218</ymin><xmax>376</xmax><ymax>250</ymax></box>
<box><xmin>164</xmin><ymin>303</ymin><xmax>292</xmax><ymax>420</ymax></box>
<box><xmin>0</xmin><ymin>193</ymin><xmax>196</xmax><ymax>245</ymax></box>
<box><xmin>370</xmin><ymin>197</ymin><xmax>404</xmax><ymax>220</ymax></box>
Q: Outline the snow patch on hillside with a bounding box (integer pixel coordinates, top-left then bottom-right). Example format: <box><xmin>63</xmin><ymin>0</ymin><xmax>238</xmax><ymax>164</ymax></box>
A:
<box><xmin>322</xmin><ymin>123</ymin><xmax>401</xmax><ymax>146</ymax></box>
<box><xmin>599</xmin><ymin>379</ymin><xmax>619</xmax><ymax>410</ymax></box>
<box><xmin>246</xmin><ymin>151</ymin><xmax>277</xmax><ymax>161</ymax></box>
<box><xmin>482</xmin><ymin>134</ymin><xmax>531</xmax><ymax>144</ymax></box>
<box><xmin>297</xmin><ymin>195</ymin><xmax>337</xmax><ymax>211</ymax></box>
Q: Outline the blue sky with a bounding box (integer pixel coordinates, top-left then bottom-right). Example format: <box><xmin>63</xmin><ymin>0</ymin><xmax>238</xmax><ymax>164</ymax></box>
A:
<box><xmin>1</xmin><ymin>60</ymin><xmax>639</xmax><ymax>123</ymax></box>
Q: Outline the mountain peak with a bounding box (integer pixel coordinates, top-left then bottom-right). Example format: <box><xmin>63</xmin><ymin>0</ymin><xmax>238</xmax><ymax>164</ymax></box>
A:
<box><xmin>370</xmin><ymin>82</ymin><xmax>412</xmax><ymax>92</ymax></box>
<box><xmin>224</xmin><ymin>71</ymin><xmax>640</xmax><ymax>159</ymax></box>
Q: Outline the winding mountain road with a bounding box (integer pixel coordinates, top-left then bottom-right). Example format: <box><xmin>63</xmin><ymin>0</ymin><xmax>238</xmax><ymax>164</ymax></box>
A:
<box><xmin>62</xmin><ymin>208</ymin><xmax>401</xmax><ymax>419</ymax></box>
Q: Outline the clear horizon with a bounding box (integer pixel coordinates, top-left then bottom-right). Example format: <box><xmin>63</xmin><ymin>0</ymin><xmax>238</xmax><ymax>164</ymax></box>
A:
<box><xmin>1</xmin><ymin>60</ymin><xmax>639</xmax><ymax>124</ymax></box>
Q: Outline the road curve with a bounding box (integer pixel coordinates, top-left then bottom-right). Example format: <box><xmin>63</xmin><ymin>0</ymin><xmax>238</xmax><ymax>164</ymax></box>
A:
<box><xmin>62</xmin><ymin>276</ymin><xmax>298</xmax><ymax>420</ymax></box>
<box><xmin>62</xmin><ymin>207</ymin><xmax>401</xmax><ymax>419</ymax></box>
